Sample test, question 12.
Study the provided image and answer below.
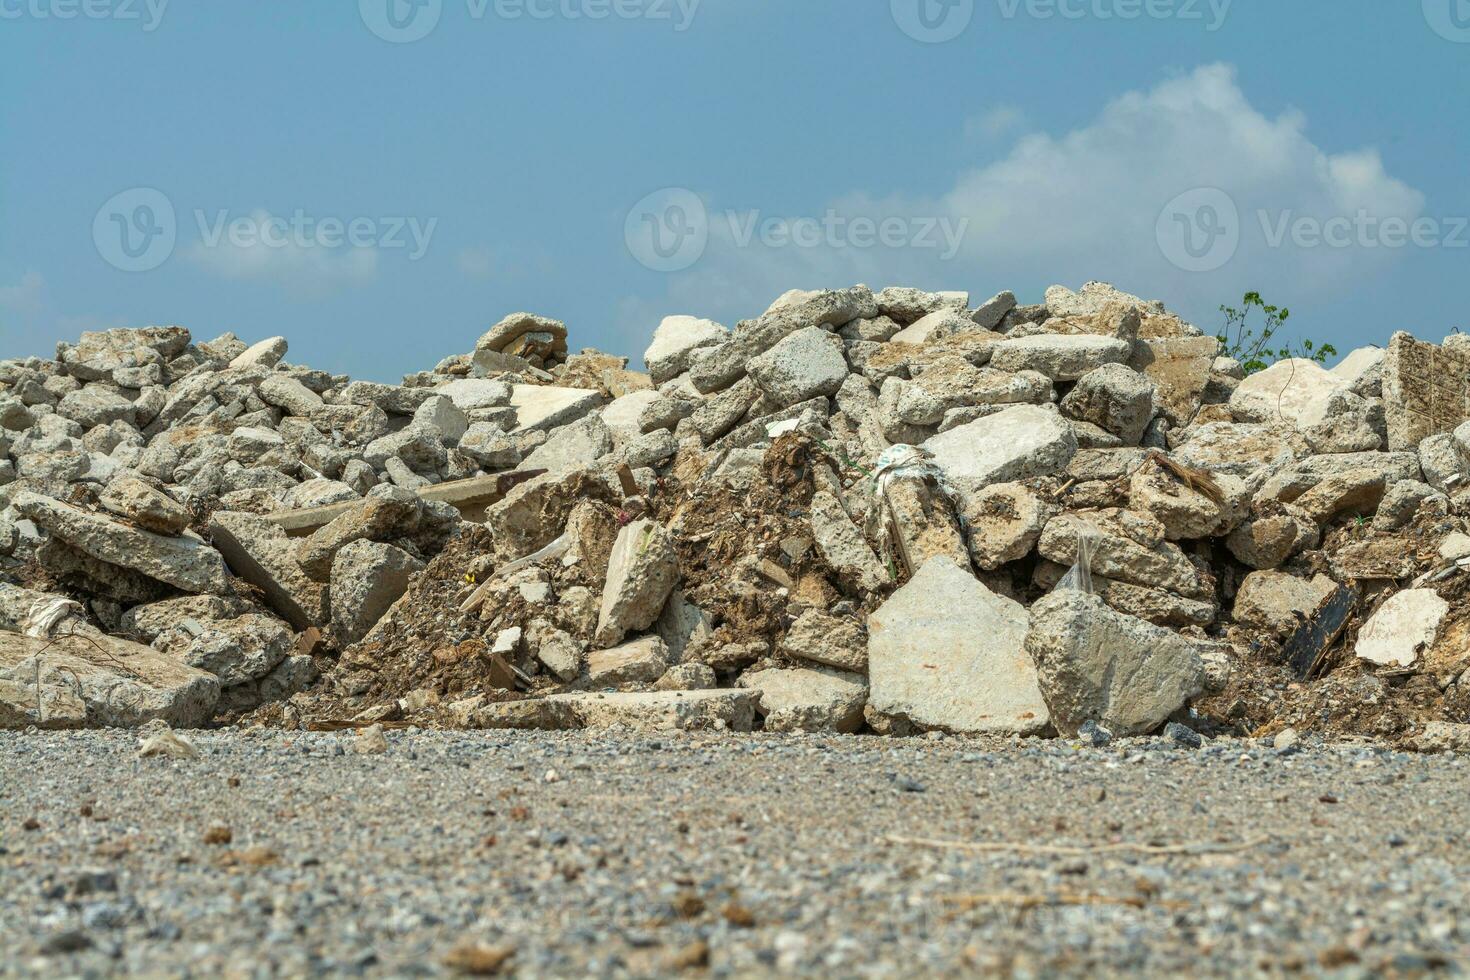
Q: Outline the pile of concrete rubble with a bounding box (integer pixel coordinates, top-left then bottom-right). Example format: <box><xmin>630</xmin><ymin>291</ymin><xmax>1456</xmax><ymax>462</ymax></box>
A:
<box><xmin>3</xmin><ymin>282</ymin><xmax>1469</xmax><ymax>748</ymax></box>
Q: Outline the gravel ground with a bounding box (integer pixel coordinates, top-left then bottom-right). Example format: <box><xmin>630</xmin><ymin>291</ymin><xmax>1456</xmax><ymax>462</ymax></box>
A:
<box><xmin>1</xmin><ymin>729</ymin><xmax>1467</xmax><ymax>978</ymax></box>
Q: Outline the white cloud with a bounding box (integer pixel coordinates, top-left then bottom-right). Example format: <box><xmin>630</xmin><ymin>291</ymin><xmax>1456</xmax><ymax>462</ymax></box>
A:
<box><xmin>456</xmin><ymin>246</ymin><xmax>497</xmax><ymax>281</ymax></box>
<box><xmin>621</xmin><ymin>64</ymin><xmax>1425</xmax><ymax>340</ymax></box>
<box><xmin>187</xmin><ymin>209</ymin><xmax>379</xmax><ymax>296</ymax></box>
<box><xmin>964</xmin><ymin>105</ymin><xmax>1026</xmax><ymax>142</ymax></box>
<box><xmin>0</xmin><ymin>271</ymin><xmax>45</xmax><ymax>314</ymax></box>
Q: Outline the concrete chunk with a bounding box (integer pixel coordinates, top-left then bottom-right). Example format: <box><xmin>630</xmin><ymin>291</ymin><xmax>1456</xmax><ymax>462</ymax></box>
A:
<box><xmin>509</xmin><ymin>385</ymin><xmax>604</xmax><ymax>433</ymax></box>
<box><xmin>209</xmin><ymin>511</ymin><xmax>328</xmax><ymax>631</ymax></box>
<box><xmin>747</xmin><ymin>326</ymin><xmax>849</xmax><ymax>408</ymax></box>
<box><xmin>595</xmin><ymin>519</ymin><xmax>679</xmax><ymax>647</ymax></box>
<box><xmin>14</xmin><ymin>491</ymin><xmax>228</xmax><ymax>595</ymax></box>
<box><xmin>989</xmin><ymin>334</ymin><xmax>1132</xmax><ymax>381</ymax></box>
<box><xmin>1</xmin><ymin>631</ymin><xmax>219</xmax><ymax>729</ymax></box>
<box><xmin>1356</xmin><ymin>589</ymin><xmax>1448</xmax><ymax>668</ymax></box>
<box><xmin>922</xmin><ymin>405</ymin><xmax>1077</xmax><ymax>497</ymax></box>
<box><xmin>644</xmin><ymin>315</ymin><xmax>728</xmax><ymax>383</ymax></box>
<box><xmin>1025</xmin><ymin>590</ymin><xmax>1204</xmax><ymax>737</ymax></box>
<box><xmin>867</xmin><ymin>557</ymin><xmax>1049</xmax><ymax>734</ymax></box>
<box><xmin>738</xmin><ymin>666</ymin><xmax>867</xmax><ymax>733</ymax></box>
<box><xmin>330</xmin><ymin>540</ymin><xmax>424</xmax><ymax>647</ymax></box>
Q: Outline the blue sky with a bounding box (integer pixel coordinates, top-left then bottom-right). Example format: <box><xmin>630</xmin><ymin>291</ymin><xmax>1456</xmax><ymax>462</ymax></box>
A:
<box><xmin>2</xmin><ymin>1</ymin><xmax>1467</xmax><ymax>381</ymax></box>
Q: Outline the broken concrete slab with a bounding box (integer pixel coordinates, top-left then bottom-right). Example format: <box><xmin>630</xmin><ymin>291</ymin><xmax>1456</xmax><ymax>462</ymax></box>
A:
<box><xmin>809</xmin><ymin>490</ymin><xmax>889</xmax><ymax>593</ymax></box>
<box><xmin>867</xmin><ymin>557</ymin><xmax>1049</xmax><ymax>735</ymax></box>
<box><xmin>747</xmin><ymin>326</ymin><xmax>849</xmax><ymax>407</ymax></box>
<box><xmin>1128</xmin><ymin>335</ymin><xmax>1218</xmax><ymax>425</ymax></box>
<box><xmin>1292</xmin><ymin>469</ymin><xmax>1388</xmax><ymax>526</ymax></box>
<box><xmin>644</xmin><ymin>315</ymin><xmax>728</xmax><ymax>383</ymax></box>
<box><xmin>1060</xmin><ymin>364</ymin><xmax>1156</xmax><ymax>445</ymax></box>
<box><xmin>470</xmin><ymin>689</ymin><xmax>759</xmax><ymax>732</ymax></box>
<box><xmin>13</xmin><ymin>491</ymin><xmax>229</xmax><ymax>595</ymax></box>
<box><xmin>963</xmin><ymin>482</ymin><xmax>1054</xmax><ymax>570</ymax></box>
<box><xmin>522</xmin><ymin>414</ymin><xmax>614</xmax><ymax>475</ymax></box>
<box><xmin>1355</xmin><ymin>589</ymin><xmax>1449</xmax><ymax>668</ymax></box>
<box><xmin>156</xmin><ymin>613</ymin><xmax>293</xmax><ymax>688</ymax></box>
<box><xmin>888</xmin><ymin>309</ymin><xmax>972</xmax><ymax>346</ymax></box>
<box><xmin>585</xmin><ymin>635</ymin><xmax>669</xmax><ymax>686</ymax></box>
<box><xmin>1383</xmin><ymin>331</ymin><xmax>1470</xmax><ymax>450</ymax></box>
<box><xmin>690</xmin><ymin>287</ymin><xmax>877</xmax><ymax>393</ymax></box>
<box><xmin>330</xmin><ymin>540</ymin><xmax>425</xmax><ymax>647</ymax></box>
<box><xmin>737</xmin><ymin>666</ymin><xmax>867</xmax><ymax>733</ymax></box>
<box><xmin>778</xmin><ymin>609</ymin><xmax>867</xmax><ymax>672</ymax></box>
<box><xmin>433</xmin><ymin>378</ymin><xmax>513</xmax><ymax>412</ymax></box>
<box><xmin>1229</xmin><ymin>358</ymin><xmax>1352</xmax><ymax>431</ymax></box>
<box><xmin>208</xmin><ymin>511</ymin><xmax>327</xmax><ymax>631</ymax></box>
<box><xmin>1171</xmin><ymin>421</ymin><xmax>1304</xmax><ymax>477</ymax></box>
<box><xmin>97</xmin><ymin>474</ymin><xmax>190</xmax><ymax>536</ymax></box>
<box><xmin>230</xmin><ymin>336</ymin><xmax>288</xmax><ymax>370</ymax></box>
<box><xmin>1232</xmin><ymin>571</ymin><xmax>1338</xmax><ymax>634</ymax></box>
<box><xmin>595</xmin><ymin>519</ymin><xmax>679</xmax><ymax>647</ymax></box>
<box><xmin>477</xmin><ymin>312</ymin><xmax>568</xmax><ymax>357</ymax></box>
<box><xmin>296</xmin><ymin>485</ymin><xmax>422</xmax><ymax>580</ymax></box>
<box><xmin>989</xmin><ymin>334</ymin><xmax>1132</xmax><ymax>382</ymax></box>
<box><xmin>1038</xmin><ymin>508</ymin><xmax>1208</xmax><ymax>598</ymax></box>
<box><xmin>508</xmin><ymin>385</ymin><xmax>605</xmax><ymax>434</ymax></box>
<box><xmin>921</xmin><ymin>404</ymin><xmax>1077</xmax><ymax>497</ymax></box>
<box><xmin>1025</xmin><ymin>590</ymin><xmax>1204</xmax><ymax>737</ymax></box>
<box><xmin>0</xmin><ymin>631</ymin><xmax>219</xmax><ymax>729</ymax></box>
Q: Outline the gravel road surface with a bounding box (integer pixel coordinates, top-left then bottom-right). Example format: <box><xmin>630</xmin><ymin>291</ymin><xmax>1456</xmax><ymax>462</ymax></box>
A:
<box><xmin>2</xmin><ymin>729</ymin><xmax>1467</xmax><ymax>977</ymax></box>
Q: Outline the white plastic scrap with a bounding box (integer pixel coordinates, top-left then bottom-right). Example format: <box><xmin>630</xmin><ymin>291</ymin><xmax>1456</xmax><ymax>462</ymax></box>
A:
<box><xmin>1054</xmin><ymin>530</ymin><xmax>1097</xmax><ymax>594</ymax></box>
<box><xmin>137</xmin><ymin>727</ymin><xmax>201</xmax><ymax>760</ymax></box>
<box><xmin>21</xmin><ymin>597</ymin><xmax>85</xmax><ymax>639</ymax></box>
<box><xmin>868</xmin><ymin>444</ymin><xmax>968</xmax><ymax>575</ymax></box>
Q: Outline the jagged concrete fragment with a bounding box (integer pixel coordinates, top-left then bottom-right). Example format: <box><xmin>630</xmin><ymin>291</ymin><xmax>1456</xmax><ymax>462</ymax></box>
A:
<box><xmin>1355</xmin><ymin>590</ymin><xmax>1449</xmax><ymax>668</ymax></box>
<box><xmin>779</xmin><ymin>609</ymin><xmax>867</xmax><ymax>672</ymax></box>
<box><xmin>1061</xmin><ymin>364</ymin><xmax>1156</xmax><ymax>445</ymax></box>
<box><xmin>0</xmin><ymin>631</ymin><xmax>219</xmax><ymax>729</ymax></box>
<box><xmin>1233</xmin><ymin>571</ymin><xmax>1338</xmax><ymax>634</ymax></box>
<box><xmin>691</xmin><ymin>287</ymin><xmax>877</xmax><ymax>393</ymax></box>
<box><xmin>747</xmin><ymin>327</ymin><xmax>849</xmax><ymax>407</ymax></box>
<box><xmin>989</xmin><ymin>334</ymin><xmax>1132</xmax><ymax>381</ymax></box>
<box><xmin>809</xmin><ymin>491</ymin><xmax>889</xmax><ymax>593</ymax></box>
<box><xmin>644</xmin><ymin>315</ymin><xmax>728</xmax><ymax>383</ymax></box>
<box><xmin>158</xmin><ymin>613</ymin><xmax>293</xmax><ymax>687</ymax></box>
<box><xmin>963</xmin><ymin>482</ymin><xmax>1054</xmax><ymax>570</ymax></box>
<box><xmin>509</xmin><ymin>384</ymin><xmax>604</xmax><ymax>433</ymax></box>
<box><xmin>1026</xmin><ymin>590</ymin><xmax>1204</xmax><ymax>737</ymax></box>
<box><xmin>97</xmin><ymin>474</ymin><xmax>190</xmax><ymax>536</ymax></box>
<box><xmin>296</xmin><ymin>485</ymin><xmax>422</xmax><ymax>580</ymax></box>
<box><xmin>465</xmin><ymin>690</ymin><xmax>756</xmax><ymax>732</ymax></box>
<box><xmin>14</xmin><ymin>491</ymin><xmax>229</xmax><ymax>595</ymax></box>
<box><xmin>922</xmin><ymin>405</ymin><xmax>1076</xmax><ymax>497</ymax></box>
<box><xmin>586</xmin><ymin>635</ymin><xmax>669</xmax><ymax>686</ymax></box>
<box><xmin>595</xmin><ymin>519</ymin><xmax>679</xmax><ymax>647</ymax></box>
<box><xmin>209</xmin><ymin>511</ymin><xmax>328</xmax><ymax>631</ymax></box>
<box><xmin>738</xmin><ymin>667</ymin><xmax>867</xmax><ymax>733</ymax></box>
<box><xmin>330</xmin><ymin>540</ymin><xmax>425</xmax><ymax>647</ymax></box>
<box><xmin>867</xmin><ymin>557</ymin><xmax>1049</xmax><ymax>734</ymax></box>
